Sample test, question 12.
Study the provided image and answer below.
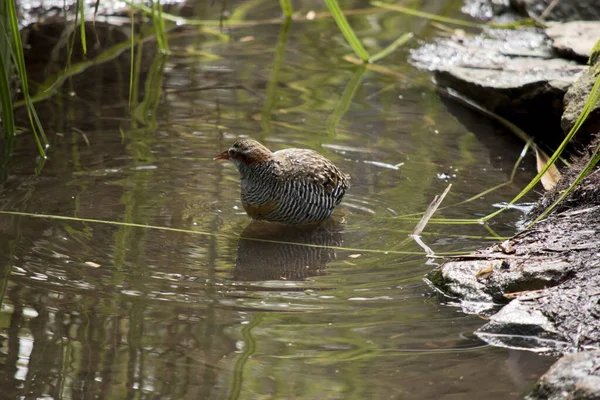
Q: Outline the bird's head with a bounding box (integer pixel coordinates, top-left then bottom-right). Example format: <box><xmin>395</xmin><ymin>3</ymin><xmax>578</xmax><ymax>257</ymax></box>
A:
<box><xmin>214</xmin><ymin>139</ymin><xmax>273</xmax><ymax>168</ymax></box>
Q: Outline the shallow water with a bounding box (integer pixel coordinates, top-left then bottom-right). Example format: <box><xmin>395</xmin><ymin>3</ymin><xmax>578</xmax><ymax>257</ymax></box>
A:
<box><xmin>1</xmin><ymin>1</ymin><xmax>556</xmax><ymax>399</ymax></box>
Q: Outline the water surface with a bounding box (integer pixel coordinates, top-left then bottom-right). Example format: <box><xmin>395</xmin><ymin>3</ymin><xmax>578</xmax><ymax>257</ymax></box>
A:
<box><xmin>1</xmin><ymin>1</ymin><xmax>555</xmax><ymax>399</ymax></box>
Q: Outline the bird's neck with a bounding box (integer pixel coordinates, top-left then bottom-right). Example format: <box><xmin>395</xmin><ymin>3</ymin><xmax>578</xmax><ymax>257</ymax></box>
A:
<box><xmin>237</xmin><ymin>159</ymin><xmax>273</xmax><ymax>180</ymax></box>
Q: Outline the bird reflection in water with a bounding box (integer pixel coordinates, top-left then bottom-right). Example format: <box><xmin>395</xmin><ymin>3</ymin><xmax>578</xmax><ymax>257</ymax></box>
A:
<box><xmin>233</xmin><ymin>221</ymin><xmax>344</xmax><ymax>281</ymax></box>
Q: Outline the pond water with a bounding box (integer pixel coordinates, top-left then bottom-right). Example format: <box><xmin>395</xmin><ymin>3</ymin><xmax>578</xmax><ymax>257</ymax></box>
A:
<box><xmin>1</xmin><ymin>1</ymin><xmax>557</xmax><ymax>399</ymax></box>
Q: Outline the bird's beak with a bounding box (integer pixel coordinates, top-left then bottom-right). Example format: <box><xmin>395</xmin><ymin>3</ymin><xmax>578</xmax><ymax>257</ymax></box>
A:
<box><xmin>213</xmin><ymin>150</ymin><xmax>230</xmax><ymax>161</ymax></box>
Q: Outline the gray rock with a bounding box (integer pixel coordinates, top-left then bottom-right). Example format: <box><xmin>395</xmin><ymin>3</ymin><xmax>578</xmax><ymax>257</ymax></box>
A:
<box><xmin>461</xmin><ymin>0</ymin><xmax>512</xmax><ymax>20</ymax></box>
<box><xmin>511</xmin><ymin>0</ymin><xmax>600</xmax><ymax>21</ymax></box>
<box><xmin>545</xmin><ymin>22</ymin><xmax>600</xmax><ymax>61</ymax></box>
<box><xmin>476</xmin><ymin>298</ymin><xmax>571</xmax><ymax>353</ymax></box>
<box><xmin>527</xmin><ymin>351</ymin><xmax>600</xmax><ymax>399</ymax></box>
<box><xmin>411</xmin><ymin>28</ymin><xmax>586</xmax><ymax>146</ymax></box>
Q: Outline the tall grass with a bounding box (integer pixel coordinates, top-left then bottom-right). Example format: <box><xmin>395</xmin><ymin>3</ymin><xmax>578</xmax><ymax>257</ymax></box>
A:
<box><xmin>1</xmin><ymin>0</ymin><xmax>48</xmax><ymax>157</ymax></box>
<box><xmin>0</xmin><ymin>0</ymin><xmax>16</xmax><ymax>148</ymax></box>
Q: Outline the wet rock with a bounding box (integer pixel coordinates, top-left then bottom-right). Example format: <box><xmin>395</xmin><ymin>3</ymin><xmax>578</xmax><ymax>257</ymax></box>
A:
<box><xmin>429</xmin><ymin>198</ymin><xmax>600</xmax><ymax>353</ymax></box>
<box><xmin>561</xmin><ymin>39</ymin><xmax>600</xmax><ymax>143</ymax></box>
<box><xmin>411</xmin><ymin>28</ymin><xmax>586</xmax><ymax>147</ymax></box>
<box><xmin>511</xmin><ymin>0</ymin><xmax>600</xmax><ymax>22</ymax></box>
<box><xmin>476</xmin><ymin>297</ymin><xmax>571</xmax><ymax>353</ymax></box>
<box><xmin>461</xmin><ymin>0</ymin><xmax>512</xmax><ymax>21</ymax></box>
<box><xmin>428</xmin><ymin>251</ymin><xmax>572</xmax><ymax>304</ymax></box>
<box><xmin>545</xmin><ymin>22</ymin><xmax>600</xmax><ymax>61</ymax></box>
<box><xmin>527</xmin><ymin>351</ymin><xmax>600</xmax><ymax>399</ymax></box>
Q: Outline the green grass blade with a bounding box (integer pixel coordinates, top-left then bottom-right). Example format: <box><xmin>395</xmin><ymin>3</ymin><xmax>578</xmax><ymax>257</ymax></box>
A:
<box><xmin>327</xmin><ymin>65</ymin><xmax>366</xmax><ymax>136</ymax></box>
<box><xmin>325</xmin><ymin>0</ymin><xmax>369</xmax><ymax>62</ymax></box>
<box><xmin>0</xmin><ymin>209</ymin><xmax>464</xmax><ymax>256</ymax></box>
<box><xmin>279</xmin><ymin>0</ymin><xmax>293</xmax><ymax>18</ymax></box>
<box><xmin>155</xmin><ymin>0</ymin><xmax>169</xmax><ymax>52</ymax></box>
<box><xmin>370</xmin><ymin>32</ymin><xmax>413</xmax><ymax>63</ymax></box>
<box><xmin>5</xmin><ymin>0</ymin><xmax>47</xmax><ymax>157</ymax></box>
<box><xmin>77</xmin><ymin>0</ymin><xmax>87</xmax><ymax>55</ymax></box>
<box><xmin>261</xmin><ymin>19</ymin><xmax>291</xmax><ymax>135</ymax></box>
<box><xmin>148</xmin><ymin>0</ymin><xmax>169</xmax><ymax>52</ymax></box>
<box><xmin>531</xmin><ymin>142</ymin><xmax>600</xmax><ymax>225</ymax></box>
<box><xmin>372</xmin><ymin>1</ymin><xmax>483</xmax><ymax>28</ymax></box>
<box><xmin>484</xmin><ymin>72</ymin><xmax>600</xmax><ymax>222</ymax></box>
<box><xmin>129</xmin><ymin>6</ymin><xmax>135</xmax><ymax>107</ymax></box>
<box><xmin>0</xmin><ymin>45</ymin><xmax>15</xmax><ymax>142</ymax></box>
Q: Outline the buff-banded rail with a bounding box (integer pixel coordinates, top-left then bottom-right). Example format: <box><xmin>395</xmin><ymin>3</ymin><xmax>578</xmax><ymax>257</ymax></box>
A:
<box><xmin>214</xmin><ymin>139</ymin><xmax>350</xmax><ymax>224</ymax></box>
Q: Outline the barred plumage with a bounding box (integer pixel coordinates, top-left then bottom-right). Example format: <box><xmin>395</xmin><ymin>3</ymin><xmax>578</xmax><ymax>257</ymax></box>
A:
<box><xmin>214</xmin><ymin>139</ymin><xmax>350</xmax><ymax>224</ymax></box>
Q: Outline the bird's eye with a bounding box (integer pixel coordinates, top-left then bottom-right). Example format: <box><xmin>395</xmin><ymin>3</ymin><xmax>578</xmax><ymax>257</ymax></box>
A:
<box><xmin>228</xmin><ymin>149</ymin><xmax>236</xmax><ymax>157</ymax></box>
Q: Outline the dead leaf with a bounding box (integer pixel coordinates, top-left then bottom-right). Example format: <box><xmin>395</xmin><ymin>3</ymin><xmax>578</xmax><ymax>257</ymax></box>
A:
<box><xmin>475</xmin><ymin>265</ymin><xmax>493</xmax><ymax>279</ymax></box>
<box><xmin>239</xmin><ymin>36</ymin><xmax>254</xmax><ymax>42</ymax></box>
<box><xmin>348</xmin><ymin>254</ymin><xmax>361</xmax><ymax>259</ymax></box>
<box><xmin>498</xmin><ymin>240</ymin><xmax>515</xmax><ymax>254</ymax></box>
<box><xmin>534</xmin><ymin>146</ymin><xmax>561</xmax><ymax>190</ymax></box>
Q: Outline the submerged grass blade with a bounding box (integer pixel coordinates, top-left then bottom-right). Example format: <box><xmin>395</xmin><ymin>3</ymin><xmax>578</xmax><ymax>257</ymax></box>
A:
<box><xmin>325</xmin><ymin>0</ymin><xmax>370</xmax><ymax>62</ymax></box>
<box><xmin>370</xmin><ymin>32</ymin><xmax>413</xmax><ymax>63</ymax></box>
<box><xmin>327</xmin><ymin>65</ymin><xmax>366</xmax><ymax>136</ymax></box>
<box><xmin>0</xmin><ymin>209</ymin><xmax>464</xmax><ymax>256</ymax></box>
<box><xmin>262</xmin><ymin>19</ymin><xmax>291</xmax><ymax>134</ymax></box>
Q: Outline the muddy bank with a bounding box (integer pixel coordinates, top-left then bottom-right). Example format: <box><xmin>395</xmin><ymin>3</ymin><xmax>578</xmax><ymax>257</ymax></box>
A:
<box><xmin>413</xmin><ymin>0</ymin><xmax>600</xmax><ymax>397</ymax></box>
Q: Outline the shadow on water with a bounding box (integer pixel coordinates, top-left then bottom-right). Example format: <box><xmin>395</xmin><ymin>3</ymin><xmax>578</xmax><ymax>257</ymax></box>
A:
<box><xmin>234</xmin><ymin>220</ymin><xmax>343</xmax><ymax>282</ymax></box>
<box><xmin>0</xmin><ymin>1</ymin><xmax>561</xmax><ymax>399</ymax></box>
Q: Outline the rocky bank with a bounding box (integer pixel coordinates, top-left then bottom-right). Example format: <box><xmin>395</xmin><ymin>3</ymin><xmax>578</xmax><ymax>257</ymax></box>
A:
<box><xmin>412</xmin><ymin>0</ymin><xmax>600</xmax><ymax>398</ymax></box>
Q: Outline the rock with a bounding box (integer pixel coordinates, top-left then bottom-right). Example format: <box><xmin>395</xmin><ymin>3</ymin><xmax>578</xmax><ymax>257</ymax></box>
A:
<box><xmin>527</xmin><ymin>351</ymin><xmax>600</xmax><ymax>399</ymax></box>
<box><xmin>476</xmin><ymin>298</ymin><xmax>571</xmax><ymax>353</ymax></box>
<box><xmin>545</xmin><ymin>22</ymin><xmax>600</xmax><ymax>61</ymax></box>
<box><xmin>411</xmin><ymin>28</ymin><xmax>586</xmax><ymax>147</ymax></box>
<box><xmin>461</xmin><ymin>0</ymin><xmax>512</xmax><ymax>20</ymax></box>
<box><xmin>428</xmin><ymin>250</ymin><xmax>572</xmax><ymax>304</ymax></box>
<box><xmin>511</xmin><ymin>0</ymin><xmax>600</xmax><ymax>21</ymax></box>
<box><xmin>561</xmin><ymin>38</ymin><xmax>600</xmax><ymax>143</ymax></box>
<box><xmin>429</xmin><ymin>197</ymin><xmax>600</xmax><ymax>353</ymax></box>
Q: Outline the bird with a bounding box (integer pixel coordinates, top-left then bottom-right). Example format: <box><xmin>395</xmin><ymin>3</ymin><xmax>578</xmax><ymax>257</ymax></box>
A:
<box><xmin>214</xmin><ymin>138</ymin><xmax>350</xmax><ymax>224</ymax></box>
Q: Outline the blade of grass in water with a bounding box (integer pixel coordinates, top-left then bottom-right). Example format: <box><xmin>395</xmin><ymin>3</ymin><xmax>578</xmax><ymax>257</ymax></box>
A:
<box><xmin>327</xmin><ymin>65</ymin><xmax>366</xmax><ymax>136</ymax></box>
<box><xmin>325</xmin><ymin>0</ymin><xmax>370</xmax><ymax>62</ymax></box>
<box><xmin>0</xmin><ymin>209</ymin><xmax>466</xmax><ymax>256</ymax></box>
<box><xmin>370</xmin><ymin>32</ymin><xmax>413</xmax><ymax>63</ymax></box>
<box><xmin>279</xmin><ymin>0</ymin><xmax>293</xmax><ymax>18</ymax></box>
<box><xmin>262</xmin><ymin>19</ymin><xmax>291</xmax><ymax>135</ymax></box>
<box><xmin>149</xmin><ymin>0</ymin><xmax>169</xmax><ymax>52</ymax></box>
<box><xmin>0</xmin><ymin>6</ymin><xmax>15</xmax><ymax>143</ymax></box>
<box><xmin>0</xmin><ymin>52</ymin><xmax>15</xmax><ymax>141</ymax></box>
<box><xmin>129</xmin><ymin>6</ymin><xmax>135</xmax><ymax>107</ymax></box>
<box><xmin>5</xmin><ymin>0</ymin><xmax>48</xmax><ymax>157</ymax></box>
<box><xmin>133</xmin><ymin>53</ymin><xmax>166</xmax><ymax>127</ymax></box>
<box><xmin>77</xmin><ymin>0</ymin><xmax>87</xmax><ymax>55</ymax></box>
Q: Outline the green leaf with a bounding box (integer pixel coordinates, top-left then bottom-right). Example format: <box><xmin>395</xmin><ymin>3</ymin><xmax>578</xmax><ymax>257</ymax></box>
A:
<box><xmin>325</xmin><ymin>0</ymin><xmax>370</xmax><ymax>62</ymax></box>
